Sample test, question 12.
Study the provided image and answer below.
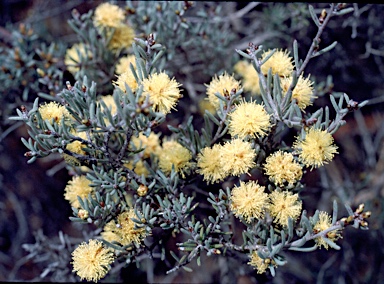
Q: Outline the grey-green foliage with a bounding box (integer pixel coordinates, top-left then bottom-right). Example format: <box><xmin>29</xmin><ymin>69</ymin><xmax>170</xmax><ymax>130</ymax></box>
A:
<box><xmin>0</xmin><ymin>23</ymin><xmax>65</xmax><ymax>134</ymax></box>
<box><xmin>127</xmin><ymin>1</ymin><xmax>238</xmax><ymax>80</ymax></box>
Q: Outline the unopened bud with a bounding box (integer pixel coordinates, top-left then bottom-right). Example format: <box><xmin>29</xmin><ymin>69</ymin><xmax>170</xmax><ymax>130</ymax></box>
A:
<box><xmin>137</xmin><ymin>184</ymin><xmax>148</xmax><ymax>196</ymax></box>
<box><xmin>356</xmin><ymin>203</ymin><xmax>364</xmax><ymax>214</ymax></box>
<box><xmin>319</xmin><ymin>9</ymin><xmax>327</xmax><ymax>24</ymax></box>
<box><xmin>362</xmin><ymin>211</ymin><xmax>371</xmax><ymax>219</ymax></box>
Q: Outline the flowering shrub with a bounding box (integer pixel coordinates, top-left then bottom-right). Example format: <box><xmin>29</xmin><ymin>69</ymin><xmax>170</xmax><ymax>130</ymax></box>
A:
<box><xmin>3</xmin><ymin>2</ymin><xmax>382</xmax><ymax>283</ymax></box>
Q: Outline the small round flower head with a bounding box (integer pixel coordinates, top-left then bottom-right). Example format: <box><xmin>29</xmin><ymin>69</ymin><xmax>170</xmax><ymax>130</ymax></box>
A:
<box><xmin>131</xmin><ymin>132</ymin><xmax>162</xmax><ymax>159</ymax></box>
<box><xmin>101</xmin><ymin>209</ymin><xmax>146</xmax><ymax>246</ymax></box>
<box><xmin>230</xmin><ymin>181</ymin><xmax>269</xmax><ymax>223</ymax></box>
<box><xmin>280</xmin><ymin>74</ymin><xmax>317</xmax><ymax>110</ymax></box>
<box><xmin>38</xmin><ymin>101</ymin><xmax>71</xmax><ymax>125</ymax></box>
<box><xmin>261</xmin><ymin>49</ymin><xmax>294</xmax><ymax>77</ymax></box>
<box><xmin>100</xmin><ymin>95</ymin><xmax>118</xmax><ymax>116</ymax></box>
<box><xmin>124</xmin><ymin>159</ymin><xmax>150</xmax><ymax>177</ymax></box>
<box><xmin>108</xmin><ymin>23</ymin><xmax>135</xmax><ymax>51</ymax></box>
<box><xmin>93</xmin><ymin>2</ymin><xmax>125</xmax><ymax>29</ymax></box>
<box><xmin>313</xmin><ymin>211</ymin><xmax>342</xmax><ymax>249</ymax></box>
<box><xmin>142</xmin><ymin>72</ymin><xmax>182</xmax><ymax>114</ymax></box>
<box><xmin>158</xmin><ymin>140</ymin><xmax>192</xmax><ymax>178</ymax></box>
<box><xmin>221</xmin><ymin>139</ymin><xmax>256</xmax><ymax>176</ymax></box>
<box><xmin>264</xmin><ymin>151</ymin><xmax>303</xmax><ymax>187</ymax></box>
<box><xmin>228</xmin><ymin>99</ymin><xmax>271</xmax><ymax>139</ymax></box>
<box><xmin>71</xmin><ymin>239</ymin><xmax>114</xmax><ymax>283</ymax></box>
<box><xmin>198</xmin><ymin>98</ymin><xmax>216</xmax><ymax>116</ymax></box>
<box><xmin>64</xmin><ymin>175</ymin><xmax>93</xmax><ymax>208</ymax></box>
<box><xmin>269</xmin><ymin>190</ymin><xmax>302</xmax><ymax>227</ymax></box>
<box><xmin>197</xmin><ymin>144</ymin><xmax>228</xmax><ymax>184</ymax></box>
<box><xmin>116</xmin><ymin>55</ymin><xmax>136</xmax><ymax>75</ymax></box>
<box><xmin>293</xmin><ymin>128</ymin><xmax>338</xmax><ymax>169</ymax></box>
<box><xmin>113</xmin><ymin>68</ymin><xmax>139</xmax><ymax>93</ymax></box>
<box><xmin>234</xmin><ymin>60</ymin><xmax>261</xmax><ymax>96</ymax></box>
<box><xmin>205</xmin><ymin>72</ymin><xmax>242</xmax><ymax>109</ymax></box>
<box><xmin>248</xmin><ymin>251</ymin><xmax>272</xmax><ymax>274</ymax></box>
<box><xmin>63</xmin><ymin>131</ymin><xmax>88</xmax><ymax>166</ymax></box>
<box><xmin>65</xmin><ymin>43</ymin><xmax>91</xmax><ymax>74</ymax></box>
<box><xmin>66</xmin><ymin>131</ymin><xmax>88</xmax><ymax>156</ymax></box>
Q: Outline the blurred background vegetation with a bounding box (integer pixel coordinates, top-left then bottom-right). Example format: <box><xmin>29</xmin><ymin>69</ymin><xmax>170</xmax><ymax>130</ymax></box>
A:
<box><xmin>0</xmin><ymin>1</ymin><xmax>383</xmax><ymax>283</ymax></box>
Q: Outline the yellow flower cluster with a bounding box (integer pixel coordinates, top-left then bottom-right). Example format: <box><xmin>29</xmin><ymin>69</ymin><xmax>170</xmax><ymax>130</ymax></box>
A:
<box><xmin>38</xmin><ymin>101</ymin><xmax>71</xmax><ymax>125</ymax></box>
<box><xmin>248</xmin><ymin>251</ymin><xmax>275</xmax><ymax>274</ymax></box>
<box><xmin>64</xmin><ymin>175</ymin><xmax>93</xmax><ymax>208</ymax></box>
<box><xmin>293</xmin><ymin>127</ymin><xmax>338</xmax><ymax>169</ymax></box>
<box><xmin>64</xmin><ymin>43</ymin><xmax>92</xmax><ymax>75</ymax></box>
<box><xmin>71</xmin><ymin>239</ymin><xmax>114</xmax><ymax>282</ymax></box>
<box><xmin>261</xmin><ymin>49</ymin><xmax>294</xmax><ymax>77</ymax></box>
<box><xmin>230</xmin><ymin>181</ymin><xmax>269</xmax><ymax>223</ymax></box>
<box><xmin>63</xmin><ymin>131</ymin><xmax>88</xmax><ymax>166</ymax></box>
<box><xmin>108</xmin><ymin>24</ymin><xmax>135</xmax><ymax>51</ymax></box>
<box><xmin>142</xmin><ymin>72</ymin><xmax>182</xmax><ymax>114</ymax></box>
<box><xmin>101</xmin><ymin>209</ymin><xmax>147</xmax><ymax>246</ymax></box>
<box><xmin>93</xmin><ymin>3</ymin><xmax>125</xmax><ymax>29</ymax></box>
<box><xmin>113</xmin><ymin>68</ymin><xmax>139</xmax><ymax>93</ymax></box>
<box><xmin>313</xmin><ymin>211</ymin><xmax>342</xmax><ymax>249</ymax></box>
<box><xmin>230</xmin><ymin>182</ymin><xmax>302</xmax><ymax>226</ymax></box>
<box><xmin>280</xmin><ymin>74</ymin><xmax>316</xmax><ymax>110</ymax></box>
<box><xmin>124</xmin><ymin>159</ymin><xmax>150</xmax><ymax>177</ymax></box>
<box><xmin>197</xmin><ymin>139</ymin><xmax>256</xmax><ymax>183</ymax></box>
<box><xmin>115</xmin><ymin>54</ymin><xmax>136</xmax><ymax>75</ymax></box>
<box><xmin>158</xmin><ymin>140</ymin><xmax>192</xmax><ymax>178</ymax></box>
<box><xmin>131</xmin><ymin>132</ymin><xmax>162</xmax><ymax>159</ymax></box>
<box><xmin>264</xmin><ymin>151</ymin><xmax>303</xmax><ymax>187</ymax></box>
<box><xmin>269</xmin><ymin>190</ymin><xmax>302</xmax><ymax>226</ymax></box>
<box><xmin>228</xmin><ymin>99</ymin><xmax>271</xmax><ymax>140</ymax></box>
<box><xmin>205</xmin><ymin>72</ymin><xmax>241</xmax><ymax>109</ymax></box>
<box><xmin>234</xmin><ymin>60</ymin><xmax>261</xmax><ymax>95</ymax></box>
<box><xmin>93</xmin><ymin>3</ymin><xmax>135</xmax><ymax>51</ymax></box>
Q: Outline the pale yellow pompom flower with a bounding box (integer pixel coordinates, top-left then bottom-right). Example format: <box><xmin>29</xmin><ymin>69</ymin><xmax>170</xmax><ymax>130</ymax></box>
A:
<box><xmin>230</xmin><ymin>181</ymin><xmax>269</xmax><ymax>223</ymax></box>
<box><xmin>131</xmin><ymin>132</ymin><xmax>161</xmax><ymax>159</ymax></box>
<box><xmin>64</xmin><ymin>43</ymin><xmax>91</xmax><ymax>74</ymax></box>
<box><xmin>248</xmin><ymin>251</ymin><xmax>274</xmax><ymax>274</ymax></box>
<box><xmin>293</xmin><ymin>128</ymin><xmax>338</xmax><ymax>169</ymax></box>
<box><xmin>64</xmin><ymin>175</ymin><xmax>93</xmax><ymax>208</ymax></box>
<box><xmin>108</xmin><ymin>23</ymin><xmax>135</xmax><ymax>51</ymax></box>
<box><xmin>280</xmin><ymin>74</ymin><xmax>317</xmax><ymax>110</ymax></box>
<box><xmin>100</xmin><ymin>95</ymin><xmax>118</xmax><ymax>115</ymax></box>
<box><xmin>313</xmin><ymin>211</ymin><xmax>342</xmax><ymax>249</ymax></box>
<box><xmin>116</xmin><ymin>55</ymin><xmax>136</xmax><ymax>75</ymax></box>
<box><xmin>64</xmin><ymin>131</ymin><xmax>88</xmax><ymax>166</ymax></box>
<box><xmin>113</xmin><ymin>68</ymin><xmax>139</xmax><ymax>93</ymax></box>
<box><xmin>264</xmin><ymin>151</ymin><xmax>303</xmax><ymax>187</ymax></box>
<box><xmin>142</xmin><ymin>72</ymin><xmax>182</xmax><ymax>114</ymax></box>
<box><xmin>93</xmin><ymin>2</ymin><xmax>125</xmax><ymax>29</ymax></box>
<box><xmin>234</xmin><ymin>60</ymin><xmax>261</xmax><ymax>95</ymax></box>
<box><xmin>124</xmin><ymin>159</ymin><xmax>150</xmax><ymax>177</ymax></box>
<box><xmin>198</xmin><ymin>99</ymin><xmax>216</xmax><ymax>116</ymax></box>
<box><xmin>38</xmin><ymin>101</ymin><xmax>71</xmax><ymax>125</ymax></box>
<box><xmin>71</xmin><ymin>239</ymin><xmax>114</xmax><ymax>283</ymax></box>
<box><xmin>197</xmin><ymin>144</ymin><xmax>228</xmax><ymax>184</ymax></box>
<box><xmin>158</xmin><ymin>140</ymin><xmax>192</xmax><ymax>178</ymax></box>
<box><xmin>221</xmin><ymin>139</ymin><xmax>256</xmax><ymax>176</ymax></box>
<box><xmin>261</xmin><ymin>49</ymin><xmax>294</xmax><ymax>77</ymax></box>
<box><xmin>269</xmin><ymin>191</ymin><xmax>302</xmax><ymax>227</ymax></box>
<box><xmin>205</xmin><ymin>72</ymin><xmax>242</xmax><ymax>109</ymax></box>
<box><xmin>101</xmin><ymin>209</ymin><xmax>147</xmax><ymax>246</ymax></box>
<box><xmin>228</xmin><ymin>99</ymin><xmax>271</xmax><ymax>139</ymax></box>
